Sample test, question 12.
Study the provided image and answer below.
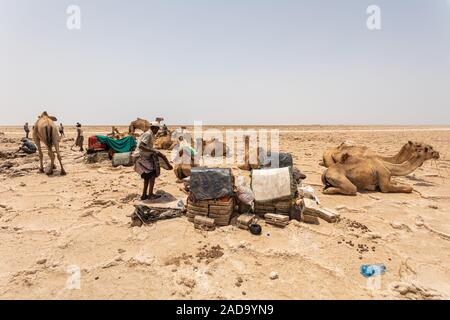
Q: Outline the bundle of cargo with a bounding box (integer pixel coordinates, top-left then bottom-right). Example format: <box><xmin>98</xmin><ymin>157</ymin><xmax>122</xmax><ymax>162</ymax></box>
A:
<box><xmin>187</xmin><ymin>197</ymin><xmax>234</xmax><ymax>226</ymax></box>
<box><xmin>187</xmin><ymin>168</ymin><xmax>235</xmax><ymax>228</ymax></box>
<box><xmin>251</xmin><ymin>167</ymin><xmax>297</xmax><ymax>217</ymax></box>
<box><xmin>236</xmin><ymin>213</ymin><xmax>256</xmax><ymax>230</ymax></box>
<box><xmin>194</xmin><ymin>216</ymin><xmax>216</xmax><ymax>231</ymax></box>
<box><xmin>88</xmin><ymin>136</ymin><xmax>107</xmax><ymax>152</ymax></box>
<box><xmin>130</xmin><ymin>204</ymin><xmax>183</xmax><ymax>227</ymax></box>
<box><xmin>208</xmin><ymin>197</ymin><xmax>234</xmax><ymax>226</ymax></box>
<box><xmin>186</xmin><ymin>199</ymin><xmax>209</xmax><ymax>222</ymax></box>
<box><xmin>260</xmin><ymin>152</ymin><xmax>294</xmax><ymax>169</ymax></box>
<box><xmin>112</xmin><ymin>151</ymin><xmax>133</xmax><ymax>167</ymax></box>
<box><xmin>85</xmin><ymin>151</ymin><xmax>111</xmax><ymax>163</ymax></box>
<box><xmin>264</xmin><ymin>213</ymin><xmax>290</xmax><ymax>228</ymax></box>
<box><xmin>300</xmin><ymin>198</ymin><xmax>340</xmax><ymax>223</ymax></box>
<box><xmin>253</xmin><ymin>198</ymin><xmax>294</xmax><ymax>216</ymax></box>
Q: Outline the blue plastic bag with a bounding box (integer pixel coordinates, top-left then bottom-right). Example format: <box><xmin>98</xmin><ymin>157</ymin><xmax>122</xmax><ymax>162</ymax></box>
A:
<box><xmin>360</xmin><ymin>264</ymin><xmax>386</xmax><ymax>278</ymax></box>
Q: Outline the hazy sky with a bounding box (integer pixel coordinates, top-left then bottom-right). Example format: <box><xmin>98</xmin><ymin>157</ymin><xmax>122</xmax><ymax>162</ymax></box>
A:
<box><xmin>1</xmin><ymin>0</ymin><xmax>449</xmax><ymax>125</ymax></box>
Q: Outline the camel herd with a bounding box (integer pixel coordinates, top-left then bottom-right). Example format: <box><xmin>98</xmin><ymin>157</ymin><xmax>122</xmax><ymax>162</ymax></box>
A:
<box><xmin>320</xmin><ymin>141</ymin><xmax>440</xmax><ymax>195</ymax></box>
<box><xmin>30</xmin><ymin>112</ymin><xmax>440</xmax><ymax>196</ymax></box>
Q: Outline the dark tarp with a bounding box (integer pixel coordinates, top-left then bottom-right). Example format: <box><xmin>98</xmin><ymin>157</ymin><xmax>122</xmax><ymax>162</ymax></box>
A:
<box><xmin>190</xmin><ymin>167</ymin><xmax>233</xmax><ymax>201</ymax></box>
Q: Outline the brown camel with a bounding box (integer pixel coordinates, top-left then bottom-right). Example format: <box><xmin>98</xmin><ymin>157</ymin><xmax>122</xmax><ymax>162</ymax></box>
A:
<box><xmin>321</xmin><ymin>141</ymin><xmax>430</xmax><ymax>168</ymax></box>
<box><xmin>238</xmin><ymin>135</ymin><xmax>260</xmax><ymax>170</ymax></box>
<box><xmin>33</xmin><ymin>112</ymin><xmax>66</xmax><ymax>175</ymax></box>
<box><xmin>154</xmin><ymin>131</ymin><xmax>176</xmax><ymax>150</ymax></box>
<box><xmin>321</xmin><ymin>145</ymin><xmax>439</xmax><ymax>195</ymax></box>
<box><xmin>129</xmin><ymin>118</ymin><xmax>151</xmax><ymax>134</ymax></box>
<box><xmin>203</xmin><ymin>139</ymin><xmax>229</xmax><ymax>157</ymax></box>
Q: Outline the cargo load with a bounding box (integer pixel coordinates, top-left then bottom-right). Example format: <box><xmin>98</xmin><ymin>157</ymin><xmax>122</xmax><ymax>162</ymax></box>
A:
<box><xmin>251</xmin><ymin>167</ymin><xmax>295</xmax><ymax>202</ymax></box>
<box><xmin>112</xmin><ymin>151</ymin><xmax>132</xmax><ymax>167</ymax></box>
<box><xmin>190</xmin><ymin>167</ymin><xmax>234</xmax><ymax>201</ymax></box>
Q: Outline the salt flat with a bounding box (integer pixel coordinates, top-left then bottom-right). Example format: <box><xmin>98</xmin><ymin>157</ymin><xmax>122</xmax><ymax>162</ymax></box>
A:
<box><xmin>1</xmin><ymin>125</ymin><xmax>449</xmax><ymax>299</ymax></box>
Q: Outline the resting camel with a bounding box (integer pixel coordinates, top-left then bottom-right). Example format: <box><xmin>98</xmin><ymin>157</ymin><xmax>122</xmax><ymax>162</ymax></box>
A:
<box><xmin>321</xmin><ymin>141</ymin><xmax>431</xmax><ymax>168</ymax></box>
<box><xmin>202</xmin><ymin>138</ymin><xmax>230</xmax><ymax>157</ymax></box>
<box><xmin>33</xmin><ymin>112</ymin><xmax>66</xmax><ymax>175</ymax></box>
<box><xmin>238</xmin><ymin>135</ymin><xmax>260</xmax><ymax>170</ymax></box>
<box><xmin>154</xmin><ymin>132</ymin><xmax>176</xmax><ymax>150</ymax></box>
<box><xmin>321</xmin><ymin>145</ymin><xmax>439</xmax><ymax>195</ymax></box>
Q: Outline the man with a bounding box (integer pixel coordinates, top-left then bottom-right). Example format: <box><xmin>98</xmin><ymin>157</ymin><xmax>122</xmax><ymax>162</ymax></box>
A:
<box><xmin>162</xmin><ymin>124</ymin><xmax>169</xmax><ymax>136</ymax></box>
<box><xmin>172</xmin><ymin>136</ymin><xmax>197</xmax><ymax>180</ymax></box>
<box><xmin>24</xmin><ymin>122</ymin><xmax>30</xmax><ymax>139</ymax></box>
<box><xmin>71</xmin><ymin>122</ymin><xmax>84</xmax><ymax>152</ymax></box>
<box><xmin>18</xmin><ymin>138</ymin><xmax>37</xmax><ymax>154</ymax></box>
<box><xmin>134</xmin><ymin>122</ymin><xmax>173</xmax><ymax>200</ymax></box>
<box><xmin>59</xmin><ymin>123</ymin><xmax>65</xmax><ymax>137</ymax></box>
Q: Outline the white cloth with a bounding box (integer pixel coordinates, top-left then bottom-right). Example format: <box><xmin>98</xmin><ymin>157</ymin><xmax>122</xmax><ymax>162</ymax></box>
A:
<box><xmin>133</xmin><ymin>130</ymin><xmax>155</xmax><ymax>158</ymax></box>
<box><xmin>251</xmin><ymin>167</ymin><xmax>292</xmax><ymax>201</ymax></box>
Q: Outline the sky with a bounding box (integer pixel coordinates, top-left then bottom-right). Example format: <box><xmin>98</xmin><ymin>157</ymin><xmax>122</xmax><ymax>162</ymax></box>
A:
<box><xmin>0</xmin><ymin>0</ymin><xmax>449</xmax><ymax>125</ymax></box>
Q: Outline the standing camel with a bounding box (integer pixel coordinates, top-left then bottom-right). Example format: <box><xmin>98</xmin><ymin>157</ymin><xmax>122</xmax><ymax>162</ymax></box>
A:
<box><xmin>33</xmin><ymin>112</ymin><xmax>66</xmax><ymax>175</ymax></box>
<box><xmin>129</xmin><ymin>118</ymin><xmax>151</xmax><ymax>134</ymax></box>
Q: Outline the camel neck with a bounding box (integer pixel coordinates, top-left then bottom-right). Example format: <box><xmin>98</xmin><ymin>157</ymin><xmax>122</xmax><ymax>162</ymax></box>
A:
<box><xmin>384</xmin><ymin>154</ymin><xmax>426</xmax><ymax>176</ymax></box>
<box><xmin>379</xmin><ymin>145</ymin><xmax>410</xmax><ymax>163</ymax></box>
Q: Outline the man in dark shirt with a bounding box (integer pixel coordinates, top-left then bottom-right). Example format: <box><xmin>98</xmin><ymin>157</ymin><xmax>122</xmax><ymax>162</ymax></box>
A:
<box><xmin>162</xmin><ymin>124</ymin><xmax>169</xmax><ymax>136</ymax></box>
<box><xmin>18</xmin><ymin>138</ymin><xmax>37</xmax><ymax>154</ymax></box>
<box><xmin>24</xmin><ymin>122</ymin><xmax>30</xmax><ymax>139</ymax></box>
<box><xmin>59</xmin><ymin>123</ymin><xmax>65</xmax><ymax>137</ymax></box>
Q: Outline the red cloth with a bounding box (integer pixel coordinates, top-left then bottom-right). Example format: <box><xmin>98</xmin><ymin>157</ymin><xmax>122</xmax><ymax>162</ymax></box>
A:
<box><xmin>88</xmin><ymin>136</ymin><xmax>107</xmax><ymax>151</ymax></box>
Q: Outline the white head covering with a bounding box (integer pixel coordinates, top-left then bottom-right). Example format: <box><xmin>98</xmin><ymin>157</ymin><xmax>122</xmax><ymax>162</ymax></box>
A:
<box><xmin>150</xmin><ymin>121</ymin><xmax>160</xmax><ymax>128</ymax></box>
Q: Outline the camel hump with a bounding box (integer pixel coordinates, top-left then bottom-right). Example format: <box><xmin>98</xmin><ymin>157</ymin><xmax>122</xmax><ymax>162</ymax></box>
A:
<box><xmin>39</xmin><ymin>111</ymin><xmax>57</xmax><ymax>122</ymax></box>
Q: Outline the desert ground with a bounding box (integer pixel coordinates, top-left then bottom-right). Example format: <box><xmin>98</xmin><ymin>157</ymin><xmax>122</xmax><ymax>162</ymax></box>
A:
<box><xmin>0</xmin><ymin>125</ymin><xmax>449</xmax><ymax>300</ymax></box>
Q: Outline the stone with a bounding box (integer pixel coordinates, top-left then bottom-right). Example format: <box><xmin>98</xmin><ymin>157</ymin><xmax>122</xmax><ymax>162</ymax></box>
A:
<box><xmin>269</xmin><ymin>271</ymin><xmax>279</xmax><ymax>280</ymax></box>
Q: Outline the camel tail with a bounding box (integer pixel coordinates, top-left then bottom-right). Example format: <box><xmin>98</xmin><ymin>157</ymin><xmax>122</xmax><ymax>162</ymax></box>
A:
<box><xmin>45</xmin><ymin>125</ymin><xmax>52</xmax><ymax>147</ymax></box>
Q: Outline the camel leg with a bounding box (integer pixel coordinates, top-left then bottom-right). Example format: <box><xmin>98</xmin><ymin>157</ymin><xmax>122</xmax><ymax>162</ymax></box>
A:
<box><xmin>46</xmin><ymin>144</ymin><xmax>55</xmax><ymax>175</ymax></box>
<box><xmin>378</xmin><ymin>175</ymin><xmax>413</xmax><ymax>193</ymax></box>
<box><xmin>321</xmin><ymin>151</ymin><xmax>335</xmax><ymax>168</ymax></box>
<box><xmin>53</xmin><ymin>142</ymin><xmax>66</xmax><ymax>175</ymax></box>
<box><xmin>36</xmin><ymin>140</ymin><xmax>44</xmax><ymax>173</ymax></box>
<box><xmin>322</xmin><ymin>169</ymin><xmax>357</xmax><ymax>196</ymax></box>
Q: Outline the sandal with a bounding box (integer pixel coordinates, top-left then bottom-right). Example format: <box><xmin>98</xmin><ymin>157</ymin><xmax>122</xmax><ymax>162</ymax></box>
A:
<box><xmin>140</xmin><ymin>195</ymin><xmax>149</xmax><ymax>201</ymax></box>
<box><xmin>148</xmin><ymin>194</ymin><xmax>162</xmax><ymax>200</ymax></box>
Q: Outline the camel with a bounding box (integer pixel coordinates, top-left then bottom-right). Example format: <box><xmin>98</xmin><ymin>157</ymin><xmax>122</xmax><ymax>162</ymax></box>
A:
<box><xmin>238</xmin><ymin>135</ymin><xmax>260</xmax><ymax>170</ymax></box>
<box><xmin>154</xmin><ymin>132</ymin><xmax>176</xmax><ymax>150</ymax></box>
<box><xmin>202</xmin><ymin>138</ymin><xmax>230</xmax><ymax>157</ymax></box>
<box><xmin>33</xmin><ymin>112</ymin><xmax>66</xmax><ymax>175</ymax></box>
<box><xmin>107</xmin><ymin>126</ymin><xmax>128</xmax><ymax>139</ymax></box>
<box><xmin>129</xmin><ymin>118</ymin><xmax>151</xmax><ymax>134</ymax></box>
<box><xmin>321</xmin><ymin>145</ymin><xmax>439</xmax><ymax>195</ymax></box>
<box><xmin>321</xmin><ymin>141</ymin><xmax>431</xmax><ymax>168</ymax></box>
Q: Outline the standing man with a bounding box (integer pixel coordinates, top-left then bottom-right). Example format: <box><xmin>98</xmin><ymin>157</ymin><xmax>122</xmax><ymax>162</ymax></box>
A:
<box><xmin>24</xmin><ymin>122</ymin><xmax>30</xmax><ymax>139</ymax></box>
<box><xmin>59</xmin><ymin>123</ymin><xmax>65</xmax><ymax>137</ymax></box>
<box><xmin>71</xmin><ymin>122</ymin><xmax>84</xmax><ymax>152</ymax></box>
<box><xmin>133</xmin><ymin>122</ymin><xmax>172</xmax><ymax>200</ymax></box>
<box><xmin>162</xmin><ymin>124</ymin><xmax>169</xmax><ymax>136</ymax></box>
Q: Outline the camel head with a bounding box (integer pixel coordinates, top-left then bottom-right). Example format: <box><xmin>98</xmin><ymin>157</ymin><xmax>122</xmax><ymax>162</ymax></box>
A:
<box><xmin>413</xmin><ymin>144</ymin><xmax>440</xmax><ymax>161</ymax></box>
<box><xmin>401</xmin><ymin>141</ymin><xmax>438</xmax><ymax>160</ymax></box>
